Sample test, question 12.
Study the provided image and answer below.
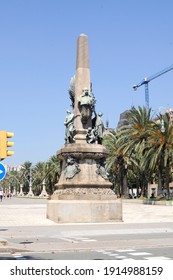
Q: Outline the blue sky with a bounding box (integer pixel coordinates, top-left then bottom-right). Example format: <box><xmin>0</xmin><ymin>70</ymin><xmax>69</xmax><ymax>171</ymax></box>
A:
<box><xmin>1</xmin><ymin>0</ymin><xmax>173</xmax><ymax>166</ymax></box>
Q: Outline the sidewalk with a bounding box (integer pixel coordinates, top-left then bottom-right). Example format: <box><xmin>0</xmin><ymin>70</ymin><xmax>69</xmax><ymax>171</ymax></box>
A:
<box><xmin>0</xmin><ymin>197</ymin><xmax>173</xmax><ymax>226</ymax></box>
<box><xmin>0</xmin><ymin>197</ymin><xmax>173</xmax><ymax>252</ymax></box>
<box><xmin>122</xmin><ymin>199</ymin><xmax>173</xmax><ymax>223</ymax></box>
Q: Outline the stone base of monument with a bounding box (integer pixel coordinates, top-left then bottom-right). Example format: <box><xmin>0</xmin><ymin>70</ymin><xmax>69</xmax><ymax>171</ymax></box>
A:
<box><xmin>47</xmin><ymin>199</ymin><xmax>122</xmax><ymax>223</ymax></box>
<box><xmin>47</xmin><ymin>143</ymin><xmax>123</xmax><ymax>223</ymax></box>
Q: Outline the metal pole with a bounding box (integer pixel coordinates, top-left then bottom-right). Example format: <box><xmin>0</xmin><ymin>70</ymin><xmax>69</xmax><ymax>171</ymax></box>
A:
<box><xmin>145</xmin><ymin>82</ymin><xmax>149</xmax><ymax>110</ymax></box>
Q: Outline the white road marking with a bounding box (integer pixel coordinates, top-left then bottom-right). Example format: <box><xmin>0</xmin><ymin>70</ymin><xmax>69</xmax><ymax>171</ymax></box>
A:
<box><xmin>82</xmin><ymin>239</ymin><xmax>96</xmax><ymax>242</ymax></box>
<box><xmin>60</xmin><ymin>237</ymin><xmax>78</xmax><ymax>243</ymax></box>
<box><xmin>116</xmin><ymin>249</ymin><xmax>136</xmax><ymax>252</ymax></box>
<box><xmin>129</xmin><ymin>252</ymin><xmax>152</xmax><ymax>256</ymax></box>
<box><xmin>114</xmin><ymin>255</ymin><xmax>127</xmax><ymax>259</ymax></box>
<box><xmin>145</xmin><ymin>256</ymin><xmax>171</xmax><ymax>260</ymax></box>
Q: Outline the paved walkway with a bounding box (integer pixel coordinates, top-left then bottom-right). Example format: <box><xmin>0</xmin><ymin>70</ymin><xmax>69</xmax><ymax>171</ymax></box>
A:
<box><xmin>0</xmin><ymin>197</ymin><xmax>173</xmax><ymax>253</ymax></box>
<box><xmin>0</xmin><ymin>197</ymin><xmax>172</xmax><ymax>226</ymax></box>
<box><xmin>123</xmin><ymin>200</ymin><xmax>173</xmax><ymax>223</ymax></box>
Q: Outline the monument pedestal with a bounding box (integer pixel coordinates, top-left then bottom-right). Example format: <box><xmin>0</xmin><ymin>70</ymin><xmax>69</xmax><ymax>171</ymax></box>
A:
<box><xmin>47</xmin><ymin>143</ymin><xmax>122</xmax><ymax>223</ymax></box>
<box><xmin>47</xmin><ymin>200</ymin><xmax>122</xmax><ymax>223</ymax></box>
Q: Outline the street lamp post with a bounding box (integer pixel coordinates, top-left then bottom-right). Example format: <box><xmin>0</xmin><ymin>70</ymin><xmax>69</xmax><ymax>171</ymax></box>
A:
<box><xmin>19</xmin><ymin>184</ymin><xmax>24</xmax><ymax>196</ymax></box>
<box><xmin>39</xmin><ymin>179</ymin><xmax>48</xmax><ymax>197</ymax></box>
<box><xmin>27</xmin><ymin>169</ymin><xmax>34</xmax><ymax>197</ymax></box>
<box><xmin>13</xmin><ymin>186</ymin><xmax>16</xmax><ymax>196</ymax></box>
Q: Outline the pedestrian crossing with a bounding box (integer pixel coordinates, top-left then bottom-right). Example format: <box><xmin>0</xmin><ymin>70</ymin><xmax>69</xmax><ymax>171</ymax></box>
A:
<box><xmin>10</xmin><ymin>249</ymin><xmax>173</xmax><ymax>260</ymax></box>
<box><xmin>59</xmin><ymin>236</ymin><xmax>97</xmax><ymax>243</ymax></box>
<box><xmin>0</xmin><ymin>248</ymin><xmax>172</xmax><ymax>260</ymax></box>
<box><xmin>94</xmin><ymin>248</ymin><xmax>172</xmax><ymax>260</ymax></box>
<box><xmin>1</xmin><ymin>234</ymin><xmax>173</xmax><ymax>260</ymax></box>
<box><xmin>50</xmin><ymin>236</ymin><xmax>173</xmax><ymax>260</ymax></box>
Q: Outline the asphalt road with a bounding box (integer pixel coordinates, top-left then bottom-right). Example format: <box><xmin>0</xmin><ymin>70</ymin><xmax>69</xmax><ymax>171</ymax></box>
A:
<box><xmin>0</xmin><ymin>246</ymin><xmax>173</xmax><ymax>260</ymax></box>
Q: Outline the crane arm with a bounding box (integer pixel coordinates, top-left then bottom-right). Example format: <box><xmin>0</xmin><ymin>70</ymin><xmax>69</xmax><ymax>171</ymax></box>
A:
<box><xmin>133</xmin><ymin>78</ymin><xmax>147</xmax><ymax>90</ymax></box>
<box><xmin>133</xmin><ymin>64</ymin><xmax>173</xmax><ymax>90</ymax></box>
<box><xmin>147</xmin><ymin>64</ymin><xmax>173</xmax><ymax>83</ymax></box>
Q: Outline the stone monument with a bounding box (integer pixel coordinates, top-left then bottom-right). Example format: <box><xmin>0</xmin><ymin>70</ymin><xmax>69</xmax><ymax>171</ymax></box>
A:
<box><xmin>47</xmin><ymin>34</ymin><xmax>122</xmax><ymax>223</ymax></box>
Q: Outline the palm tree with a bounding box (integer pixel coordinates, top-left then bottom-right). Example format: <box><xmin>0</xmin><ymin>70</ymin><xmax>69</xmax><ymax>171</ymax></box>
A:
<box><xmin>144</xmin><ymin>112</ymin><xmax>173</xmax><ymax>197</ymax></box>
<box><xmin>104</xmin><ymin>131</ymin><xmax>129</xmax><ymax>198</ymax></box>
<box><xmin>45</xmin><ymin>155</ymin><xmax>61</xmax><ymax>194</ymax></box>
<box><xmin>116</xmin><ymin>106</ymin><xmax>153</xmax><ymax>197</ymax></box>
<box><xmin>117</xmin><ymin>106</ymin><xmax>152</xmax><ymax>151</ymax></box>
<box><xmin>20</xmin><ymin>161</ymin><xmax>32</xmax><ymax>193</ymax></box>
<box><xmin>33</xmin><ymin>161</ymin><xmax>47</xmax><ymax>195</ymax></box>
<box><xmin>29</xmin><ymin>156</ymin><xmax>61</xmax><ymax>195</ymax></box>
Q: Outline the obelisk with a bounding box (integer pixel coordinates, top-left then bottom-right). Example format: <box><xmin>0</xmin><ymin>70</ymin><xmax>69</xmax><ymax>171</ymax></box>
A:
<box><xmin>47</xmin><ymin>34</ymin><xmax>122</xmax><ymax>223</ymax></box>
<box><xmin>74</xmin><ymin>34</ymin><xmax>92</xmax><ymax>142</ymax></box>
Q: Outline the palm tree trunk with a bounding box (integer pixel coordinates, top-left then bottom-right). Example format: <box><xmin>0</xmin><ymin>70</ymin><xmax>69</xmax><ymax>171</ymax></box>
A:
<box><xmin>123</xmin><ymin>168</ymin><xmax>129</xmax><ymax>198</ymax></box>
<box><xmin>165</xmin><ymin>163</ymin><xmax>170</xmax><ymax>198</ymax></box>
<box><xmin>119</xmin><ymin>165</ymin><xmax>124</xmax><ymax>198</ymax></box>
<box><xmin>158</xmin><ymin>166</ymin><xmax>163</xmax><ymax>196</ymax></box>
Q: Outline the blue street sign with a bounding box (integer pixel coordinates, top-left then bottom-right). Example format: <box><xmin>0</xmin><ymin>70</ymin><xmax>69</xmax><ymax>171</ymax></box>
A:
<box><xmin>0</xmin><ymin>163</ymin><xmax>6</xmax><ymax>180</ymax></box>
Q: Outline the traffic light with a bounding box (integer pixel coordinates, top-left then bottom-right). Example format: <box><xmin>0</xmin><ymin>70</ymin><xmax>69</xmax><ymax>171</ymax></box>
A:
<box><xmin>0</xmin><ymin>130</ymin><xmax>14</xmax><ymax>160</ymax></box>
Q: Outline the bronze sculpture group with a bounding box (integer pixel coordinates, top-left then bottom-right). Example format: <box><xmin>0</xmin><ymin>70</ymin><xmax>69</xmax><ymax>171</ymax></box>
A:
<box><xmin>64</xmin><ymin>86</ymin><xmax>104</xmax><ymax>145</ymax></box>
